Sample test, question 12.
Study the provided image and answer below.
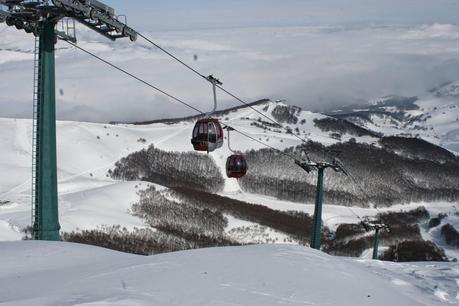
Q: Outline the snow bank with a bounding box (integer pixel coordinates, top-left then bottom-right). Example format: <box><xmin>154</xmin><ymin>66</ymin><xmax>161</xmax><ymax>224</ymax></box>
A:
<box><xmin>0</xmin><ymin>242</ymin><xmax>455</xmax><ymax>306</ymax></box>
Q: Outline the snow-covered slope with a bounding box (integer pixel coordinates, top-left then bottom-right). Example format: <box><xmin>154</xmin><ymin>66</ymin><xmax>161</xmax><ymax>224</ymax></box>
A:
<box><xmin>0</xmin><ymin>100</ymin><xmax>374</xmax><ymax>239</ymax></box>
<box><xmin>0</xmin><ymin>96</ymin><xmax>457</xmax><ymax>253</ymax></box>
<box><xmin>0</xmin><ymin>22</ymin><xmax>458</xmax><ymax>258</ymax></box>
<box><xmin>329</xmin><ymin>93</ymin><xmax>459</xmax><ymax>155</ymax></box>
<box><xmin>1</xmin><ymin>241</ymin><xmax>457</xmax><ymax>306</ymax></box>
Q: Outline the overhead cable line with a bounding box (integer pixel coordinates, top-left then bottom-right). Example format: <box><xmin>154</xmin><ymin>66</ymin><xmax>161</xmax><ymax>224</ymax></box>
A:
<box><xmin>64</xmin><ymin>40</ymin><xmax>203</xmax><ymax>115</ymax></box>
<box><xmin>62</xmin><ymin>39</ymin><xmax>298</xmax><ymax>162</ymax></box>
<box><xmin>135</xmin><ymin>31</ymin><xmax>314</xmax><ymax>146</ymax></box>
<box><xmin>62</xmin><ymin>39</ymin><xmax>367</xmax><ymax>223</ymax></box>
<box><xmin>347</xmin><ymin>171</ymin><xmax>387</xmax><ymax>222</ymax></box>
<box><xmin>136</xmin><ymin>32</ymin><xmax>209</xmax><ymax>82</ymax></box>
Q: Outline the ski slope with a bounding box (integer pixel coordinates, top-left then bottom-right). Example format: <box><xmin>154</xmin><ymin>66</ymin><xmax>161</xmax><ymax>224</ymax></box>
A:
<box><xmin>0</xmin><ymin>100</ymin><xmax>369</xmax><ymax>240</ymax></box>
<box><xmin>0</xmin><ymin>241</ymin><xmax>457</xmax><ymax>306</ymax></box>
<box><xmin>0</xmin><ymin>96</ymin><xmax>457</xmax><ymax>252</ymax></box>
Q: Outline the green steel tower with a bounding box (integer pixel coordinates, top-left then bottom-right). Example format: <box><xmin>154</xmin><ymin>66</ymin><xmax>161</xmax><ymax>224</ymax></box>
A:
<box><xmin>361</xmin><ymin>220</ymin><xmax>391</xmax><ymax>260</ymax></box>
<box><xmin>296</xmin><ymin>158</ymin><xmax>348</xmax><ymax>250</ymax></box>
<box><xmin>0</xmin><ymin>0</ymin><xmax>137</xmax><ymax>241</ymax></box>
<box><xmin>35</xmin><ymin>19</ymin><xmax>60</xmax><ymax>240</ymax></box>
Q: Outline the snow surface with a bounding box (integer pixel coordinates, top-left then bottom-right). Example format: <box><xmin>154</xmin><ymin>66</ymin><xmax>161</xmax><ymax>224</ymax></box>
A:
<box><xmin>0</xmin><ymin>22</ymin><xmax>458</xmax><ymax>306</ymax></box>
<box><xmin>0</xmin><ymin>101</ymin><xmax>457</xmax><ymax>252</ymax></box>
<box><xmin>0</xmin><ymin>98</ymin><xmax>373</xmax><ymax>242</ymax></box>
<box><xmin>344</xmin><ymin>95</ymin><xmax>459</xmax><ymax>155</ymax></box>
<box><xmin>0</xmin><ymin>241</ymin><xmax>457</xmax><ymax>306</ymax></box>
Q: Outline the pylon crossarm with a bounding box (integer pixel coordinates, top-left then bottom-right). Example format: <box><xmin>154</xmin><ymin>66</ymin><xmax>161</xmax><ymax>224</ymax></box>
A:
<box><xmin>361</xmin><ymin>221</ymin><xmax>372</xmax><ymax>232</ymax></box>
<box><xmin>1</xmin><ymin>1</ymin><xmax>136</xmax><ymax>41</ymax></box>
<box><xmin>362</xmin><ymin>220</ymin><xmax>390</xmax><ymax>233</ymax></box>
<box><xmin>295</xmin><ymin>159</ymin><xmax>316</xmax><ymax>173</ymax></box>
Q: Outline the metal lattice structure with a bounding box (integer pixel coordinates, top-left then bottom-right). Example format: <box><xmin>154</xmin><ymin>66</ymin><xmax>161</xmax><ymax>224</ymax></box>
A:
<box><xmin>0</xmin><ymin>0</ymin><xmax>136</xmax><ymax>240</ymax></box>
<box><xmin>31</xmin><ymin>34</ymin><xmax>39</xmax><ymax>234</ymax></box>
<box><xmin>0</xmin><ymin>0</ymin><xmax>136</xmax><ymax>40</ymax></box>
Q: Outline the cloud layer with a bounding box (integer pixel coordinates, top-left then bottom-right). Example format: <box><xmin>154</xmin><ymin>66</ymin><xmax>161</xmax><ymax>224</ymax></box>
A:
<box><xmin>2</xmin><ymin>23</ymin><xmax>459</xmax><ymax>122</ymax></box>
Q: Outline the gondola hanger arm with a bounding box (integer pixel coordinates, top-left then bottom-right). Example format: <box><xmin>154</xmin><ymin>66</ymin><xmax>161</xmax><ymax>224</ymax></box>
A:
<box><xmin>205</xmin><ymin>75</ymin><xmax>222</xmax><ymax>118</ymax></box>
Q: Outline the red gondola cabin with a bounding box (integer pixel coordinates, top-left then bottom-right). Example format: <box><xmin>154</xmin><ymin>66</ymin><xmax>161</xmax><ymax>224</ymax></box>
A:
<box><xmin>226</xmin><ymin>154</ymin><xmax>248</xmax><ymax>178</ymax></box>
<box><xmin>191</xmin><ymin>118</ymin><xmax>224</xmax><ymax>152</ymax></box>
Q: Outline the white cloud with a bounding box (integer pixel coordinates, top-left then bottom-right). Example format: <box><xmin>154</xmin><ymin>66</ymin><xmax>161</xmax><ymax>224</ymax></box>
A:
<box><xmin>2</xmin><ymin>23</ymin><xmax>459</xmax><ymax>122</ymax></box>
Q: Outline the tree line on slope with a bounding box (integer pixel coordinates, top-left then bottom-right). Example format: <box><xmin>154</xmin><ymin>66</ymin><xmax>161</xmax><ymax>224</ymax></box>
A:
<box><xmin>59</xmin><ymin>190</ymin><xmax>449</xmax><ymax>261</ymax></box>
<box><xmin>110</xmin><ymin>145</ymin><xmax>224</xmax><ymax>193</ymax></box>
<box><xmin>60</xmin><ymin>185</ymin><xmax>317</xmax><ymax>255</ymax></box>
<box><xmin>323</xmin><ymin>207</ymin><xmax>449</xmax><ymax>261</ymax></box>
<box><xmin>239</xmin><ymin>139</ymin><xmax>459</xmax><ymax>207</ymax></box>
<box><xmin>62</xmin><ymin>186</ymin><xmax>239</xmax><ymax>255</ymax></box>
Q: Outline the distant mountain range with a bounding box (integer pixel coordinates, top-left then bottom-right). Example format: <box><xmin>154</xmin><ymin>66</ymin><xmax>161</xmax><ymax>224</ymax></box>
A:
<box><xmin>326</xmin><ymin>87</ymin><xmax>459</xmax><ymax>154</ymax></box>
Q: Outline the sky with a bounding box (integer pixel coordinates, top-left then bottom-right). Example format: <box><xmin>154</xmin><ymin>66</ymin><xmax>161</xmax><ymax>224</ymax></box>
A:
<box><xmin>102</xmin><ymin>0</ymin><xmax>459</xmax><ymax>31</ymax></box>
<box><xmin>1</xmin><ymin>0</ymin><xmax>459</xmax><ymax>122</ymax></box>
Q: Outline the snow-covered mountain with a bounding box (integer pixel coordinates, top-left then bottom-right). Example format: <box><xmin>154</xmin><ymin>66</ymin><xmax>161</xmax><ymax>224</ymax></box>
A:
<box><xmin>0</xmin><ymin>97</ymin><xmax>457</xmax><ymax>261</ymax></box>
<box><xmin>1</xmin><ymin>22</ymin><xmax>459</xmax><ymax>306</ymax></box>
<box><xmin>327</xmin><ymin>91</ymin><xmax>459</xmax><ymax>155</ymax></box>
<box><xmin>1</xmin><ymin>23</ymin><xmax>458</xmax><ymax>256</ymax></box>
<box><xmin>0</xmin><ymin>100</ymin><xmax>358</xmax><ymax>240</ymax></box>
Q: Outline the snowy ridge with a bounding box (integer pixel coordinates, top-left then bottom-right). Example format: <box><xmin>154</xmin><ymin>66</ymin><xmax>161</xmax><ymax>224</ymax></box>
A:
<box><xmin>331</xmin><ymin>92</ymin><xmax>459</xmax><ymax>155</ymax></box>
<box><xmin>0</xmin><ymin>241</ymin><xmax>456</xmax><ymax>306</ymax></box>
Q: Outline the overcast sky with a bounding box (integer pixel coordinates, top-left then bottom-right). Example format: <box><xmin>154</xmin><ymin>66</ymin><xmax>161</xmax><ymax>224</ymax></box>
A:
<box><xmin>103</xmin><ymin>0</ymin><xmax>459</xmax><ymax>31</ymax></box>
<box><xmin>1</xmin><ymin>0</ymin><xmax>459</xmax><ymax>122</ymax></box>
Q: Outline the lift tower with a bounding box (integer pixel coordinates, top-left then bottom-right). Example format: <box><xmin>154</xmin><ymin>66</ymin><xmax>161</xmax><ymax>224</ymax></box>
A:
<box><xmin>0</xmin><ymin>0</ymin><xmax>136</xmax><ymax>240</ymax></box>
<box><xmin>296</xmin><ymin>157</ymin><xmax>348</xmax><ymax>250</ymax></box>
<box><xmin>361</xmin><ymin>220</ymin><xmax>391</xmax><ymax>259</ymax></box>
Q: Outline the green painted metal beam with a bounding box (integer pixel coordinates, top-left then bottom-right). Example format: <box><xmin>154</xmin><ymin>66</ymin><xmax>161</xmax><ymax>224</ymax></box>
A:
<box><xmin>373</xmin><ymin>228</ymin><xmax>380</xmax><ymax>260</ymax></box>
<box><xmin>310</xmin><ymin>167</ymin><xmax>324</xmax><ymax>250</ymax></box>
<box><xmin>34</xmin><ymin>19</ymin><xmax>60</xmax><ymax>241</ymax></box>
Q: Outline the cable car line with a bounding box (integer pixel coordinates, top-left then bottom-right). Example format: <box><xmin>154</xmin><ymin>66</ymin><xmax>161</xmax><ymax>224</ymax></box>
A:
<box><xmin>136</xmin><ymin>32</ymin><xmax>209</xmax><ymax>81</ymax></box>
<box><xmin>63</xmin><ymin>39</ymin><xmax>204</xmax><ymax>115</ymax></box>
<box><xmin>62</xmin><ymin>39</ymin><xmax>367</xmax><ymax>222</ymax></box>
<box><xmin>0</xmin><ymin>1</ymin><xmax>376</xmax><ymax>245</ymax></box>
<box><xmin>61</xmin><ymin>38</ymin><xmax>299</xmax><ymax>162</ymax></box>
<box><xmin>229</xmin><ymin>127</ymin><xmax>298</xmax><ymax>160</ymax></box>
<box><xmin>134</xmin><ymin>31</ymin><xmax>315</xmax><ymax>146</ymax></box>
<box><xmin>346</xmin><ymin>171</ymin><xmax>390</xmax><ymax>225</ymax></box>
